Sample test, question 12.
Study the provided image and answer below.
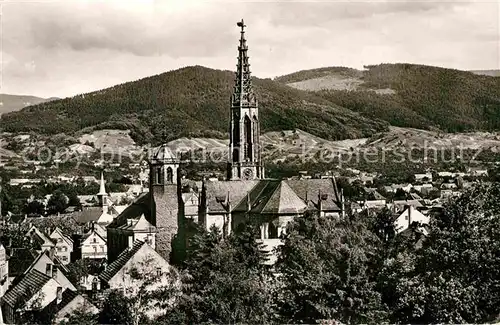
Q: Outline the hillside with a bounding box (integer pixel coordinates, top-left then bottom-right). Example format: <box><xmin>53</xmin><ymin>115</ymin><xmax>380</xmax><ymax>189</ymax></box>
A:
<box><xmin>0</xmin><ymin>94</ymin><xmax>57</xmax><ymax>116</ymax></box>
<box><xmin>0</xmin><ymin>66</ymin><xmax>388</xmax><ymax>145</ymax></box>
<box><xmin>276</xmin><ymin>64</ymin><xmax>500</xmax><ymax>132</ymax></box>
<box><xmin>471</xmin><ymin>70</ymin><xmax>500</xmax><ymax>77</ymax></box>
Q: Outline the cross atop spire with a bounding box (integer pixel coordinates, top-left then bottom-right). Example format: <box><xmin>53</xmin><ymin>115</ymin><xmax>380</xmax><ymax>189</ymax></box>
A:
<box><xmin>232</xmin><ymin>18</ymin><xmax>255</xmax><ymax>107</ymax></box>
<box><xmin>237</xmin><ymin>19</ymin><xmax>246</xmax><ymax>32</ymax></box>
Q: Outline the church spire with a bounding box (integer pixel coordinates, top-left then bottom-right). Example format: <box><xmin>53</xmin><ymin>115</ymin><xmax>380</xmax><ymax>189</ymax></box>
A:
<box><xmin>227</xmin><ymin>19</ymin><xmax>264</xmax><ymax>181</ymax></box>
<box><xmin>233</xmin><ymin>19</ymin><xmax>255</xmax><ymax>107</ymax></box>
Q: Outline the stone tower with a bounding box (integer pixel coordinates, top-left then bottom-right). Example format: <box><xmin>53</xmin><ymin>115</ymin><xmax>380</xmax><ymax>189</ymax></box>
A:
<box><xmin>227</xmin><ymin>19</ymin><xmax>264</xmax><ymax>181</ymax></box>
<box><xmin>148</xmin><ymin>145</ymin><xmax>182</xmax><ymax>260</ymax></box>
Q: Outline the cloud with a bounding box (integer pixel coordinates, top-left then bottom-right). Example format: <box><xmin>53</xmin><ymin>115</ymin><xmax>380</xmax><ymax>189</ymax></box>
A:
<box><xmin>0</xmin><ymin>0</ymin><xmax>497</xmax><ymax>98</ymax></box>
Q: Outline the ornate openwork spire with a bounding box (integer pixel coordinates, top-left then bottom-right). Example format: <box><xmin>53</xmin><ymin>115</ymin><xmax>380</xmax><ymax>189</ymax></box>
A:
<box><xmin>233</xmin><ymin>19</ymin><xmax>256</xmax><ymax>107</ymax></box>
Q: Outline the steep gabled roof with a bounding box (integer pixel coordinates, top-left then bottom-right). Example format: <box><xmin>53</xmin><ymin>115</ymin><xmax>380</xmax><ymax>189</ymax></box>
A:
<box><xmin>99</xmin><ymin>240</ymin><xmax>146</xmax><ymax>283</ymax></box>
<box><xmin>50</xmin><ymin>227</ymin><xmax>73</xmax><ymax>247</ymax></box>
<box><xmin>70</xmin><ymin>207</ymin><xmax>102</xmax><ymax>225</ymax></box>
<box><xmin>3</xmin><ymin>269</ymin><xmax>52</xmax><ymax>308</ymax></box>
<box><xmin>285</xmin><ymin>178</ymin><xmax>341</xmax><ymax>211</ymax></box>
<box><xmin>260</xmin><ymin>182</ymin><xmax>308</xmax><ymax>214</ymax></box>
<box><xmin>108</xmin><ymin>193</ymin><xmax>151</xmax><ymax>229</ymax></box>
<box><xmin>205</xmin><ymin>180</ymin><xmax>259</xmax><ymax>213</ymax></box>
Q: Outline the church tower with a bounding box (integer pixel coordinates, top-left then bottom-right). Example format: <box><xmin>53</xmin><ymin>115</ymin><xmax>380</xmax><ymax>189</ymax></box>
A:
<box><xmin>227</xmin><ymin>19</ymin><xmax>264</xmax><ymax>181</ymax></box>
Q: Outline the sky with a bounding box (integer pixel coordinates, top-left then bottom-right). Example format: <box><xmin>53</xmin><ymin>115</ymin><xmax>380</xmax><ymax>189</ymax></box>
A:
<box><xmin>0</xmin><ymin>0</ymin><xmax>498</xmax><ymax>98</ymax></box>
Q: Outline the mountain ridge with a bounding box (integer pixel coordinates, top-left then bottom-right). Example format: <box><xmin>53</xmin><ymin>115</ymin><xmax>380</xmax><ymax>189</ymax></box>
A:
<box><xmin>0</xmin><ymin>94</ymin><xmax>58</xmax><ymax>116</ymax></box>
<box><xmin>2</xmin><ymin>63</ymin><xmax>500</xmax><ymax>146</ymax></box>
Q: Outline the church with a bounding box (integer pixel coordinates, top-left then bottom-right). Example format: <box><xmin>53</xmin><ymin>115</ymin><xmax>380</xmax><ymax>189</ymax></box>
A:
<box><xmin>106</xmin><ymin>20</ymin><xmax>343</xmax><ymax>263</ymax></box>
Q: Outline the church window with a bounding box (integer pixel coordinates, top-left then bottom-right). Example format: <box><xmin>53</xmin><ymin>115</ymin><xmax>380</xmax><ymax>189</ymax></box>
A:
<box><xmin>244</xmin><ymin>115</ymin><xmax>252</xmax><ymax>160</ymax></box>
<box><xmin>166</xmin><ymin>167</ymin><xmax>173</xmax><ymax>183</ymax></box>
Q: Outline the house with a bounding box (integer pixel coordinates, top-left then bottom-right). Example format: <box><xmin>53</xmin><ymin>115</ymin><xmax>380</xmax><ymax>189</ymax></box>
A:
<box><xmin>49</xmin><ymin>228</ymin><xmax>73</xmax><ymax>264</ymax></box>
<box><xmin>437</xmin><ymin>171</ymin><xmax>453</xmax><ymax>178</ymax></box>
<box><xmin>468</xmin><ymin>168</ymin><xmax>488</xmax><ymax>177</ymax></box>
<box><xmin>0</xmin><ymin>244</ymin><xmax>9</xmax><ymax>297</ymax></box>
<box><xmin>80</xmin><ymin>227</ymin><xmax>107</xmax><ymax>260</ymax></box>
<box><xmin>1</xmin><ymin>269</ymin><xmax>71</xmax><ymax>324</ymax></box>
<box><xmin>99</xmin><ymin>240</ymin><xmax>178</xmax><ymax>320</ymax></box>
<box><xmin>384</xmin><ymin>184</ymin><xmax>413</xmax><ymax>193</ymax></box>
<box><xmin>392</xmin><ymin>200</ymin><xmax>424</xmax><ymax>212</ymax></box>
<box><xmin>414</xmin><ymin>173</ymin><xmax>433</xmax><ymax>183</ymax></box>
<box><xmin>40</xmin><ymin>289</ymin><xmax>98</xmax><ymax>324</ymax></box>
<box><xmin>395</xmin><ymin>205</ymin><xmax>429</xmax><ymax>233</ymax></box>
<box><xmin>25</xmin><ymin>226</ymin><xmax>55</xmax><ymax>252</ymax></box>
<box><xmin>182</xmin><ymin>191</ymin><xmax>199</xmax><ymax>222</ymax></box>
<box><xmin>20</xmin><ymin>249</ymin><xmax>76</xmax><ymax>292</ymax></box>
<box><xmin>9</xmin><ymin>179</ymin><xmax>42</xmax><ymax>186</ymax></box>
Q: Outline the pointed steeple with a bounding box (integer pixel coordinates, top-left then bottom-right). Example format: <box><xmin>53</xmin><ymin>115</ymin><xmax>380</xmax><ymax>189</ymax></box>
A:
<box><xmin>98</xmin><ymin>172</ymin><xmax>107</xmax><ymax>196</ymax></box>
<box><xmin>233</xmin><ymin>19</ymin><xmax>256</xmax><ymax>107</ymax></box>
<box><xmin>97</xmin><ymin>172</ymin><xmax>107</xmax><ymax>207</ymax></box>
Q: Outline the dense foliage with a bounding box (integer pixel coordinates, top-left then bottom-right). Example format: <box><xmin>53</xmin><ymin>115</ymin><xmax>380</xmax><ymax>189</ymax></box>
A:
<box><xmin>299</xmin><ymin>64</ymin><xmax>500</xmax><ymax>132</ymax></box>
<box><xmin>1</xmin><ymin>66</ymin><xmax>387</xmax><ymax>145</ymax></box>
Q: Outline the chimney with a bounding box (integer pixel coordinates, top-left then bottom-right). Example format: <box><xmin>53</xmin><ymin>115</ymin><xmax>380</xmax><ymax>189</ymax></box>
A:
<box><xmin>128</xmin><ymin>235</ymin><xmax>134</xmax><ymax>248</ymax></box>
<box><xmin>407</xmin><ymin>205</ymin><xmax>412</xmax><ymax>227</ymax></box>
<box><xmin>52</xmin><ymin>266</ymin><xmax>58</xmax><ymax>279</ymax></box>
<box><xmin>48</xmin><ymin>247</ymin><xmax>55</xmax><ymax>260</ymax></box>
<box><xmin>45</xmin><ymin>263</ymin><xmax>52</xmax><ymax>276</ymax></box>
<box><xmin>56</xmin><ymin>286</ymin><xmax>62</xmax><ymax>304</ymax></box>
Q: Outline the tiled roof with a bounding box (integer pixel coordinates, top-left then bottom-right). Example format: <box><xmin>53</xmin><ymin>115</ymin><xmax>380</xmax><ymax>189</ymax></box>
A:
<box><xmin>260</xmin><ymin>182</ymin><xmax>308</xmax><ymax>214</ymax></box>
<box><xmin>150</xmin><ymin>144</ymin><xmax>179</xmax><ymax>163</ymax></box>
<box><xmin>71</xmin><ymin>207</ymin><xmax>102</xmax><ymax>224</ymax></box>
<box><xmin>285</xmin><ymin>179</ymin><xmax>341</xmax><ymax>211</ymax></box>
<box><xmin>99</xmin><ymin>240</ymin><xmax>146</xmax><ymax>283</ymax></box>
<box><xmin>205</xmin><ymin>180</ymin><xmax>259</xmax><ymax>213</ymax></box>
<box><xmin>368</xmin><ymin>191</ymin><xmax>386</xmax><ymax>201</ymax></box>
<box><xmin>108</xmin><ymin>193</ymin><xmax>151</xmax><ymax>229</ymax></box>
<box><xmin>8</xmin><ymin>248</ymin><xmax>38</xmax><ymax>278</ymax></box>
<box><xmin>206</xmin><ymin>179</ymin><xmax>341</xmax><ymax>214</ymax></box>
<box><xmin>3</xmin><ymin>269</ymin><xmax>52</xmax><ymax>308</ymax></box>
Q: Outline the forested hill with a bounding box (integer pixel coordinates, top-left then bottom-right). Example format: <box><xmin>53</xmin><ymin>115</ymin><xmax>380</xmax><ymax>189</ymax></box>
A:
<box><xmin>276</xmin><ymin>63</ymin><xmax>500</xmax><ymax>132</ymax></box>
<box><xmin>0</xmin><ymin>66</ymin><xmax>388</xmax><ymax>145</ymax></box>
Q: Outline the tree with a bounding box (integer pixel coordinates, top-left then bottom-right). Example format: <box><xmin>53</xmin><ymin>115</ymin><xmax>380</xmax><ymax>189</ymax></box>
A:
<box><xmin>46</xmin><ymin>190</ymin><xmax>69</xmax><ymax>215</ymax></box>
<box><xmin>99</xmin><ymin>290</ymin><xmax>133</xmax><ymax>325</ymax></box>
<box><xmin>276</xmin><ymin>212</ymin><xmax>387</xmax><ymax>324</ymax></box>
<box><xmin>380</xmin><ymin>183</ymin><xmax>500</xmax><ymax>323</ymax></box>
<box><xmin>58</xmin><ymin>308</ymin><xmax>99</xmax><ymax>325</ymax></box>
<box><xmin>162</xmin><ymin>224</ymin><xmax>277</xmax><ymax>324</ymax></box>
<box><xmin>24</xmin><ymin>200</ymin><xmax>45</xmax><ymax>217</ymax></box>
<box><xmin>100</xmin><ymin>255</ymin><xmax>181</xmax><ymax>325</ymax></box>
<box><xmin>67</xmin><ymin>190</ymin><xmax>81</xmax><ymax>209</ymax></box>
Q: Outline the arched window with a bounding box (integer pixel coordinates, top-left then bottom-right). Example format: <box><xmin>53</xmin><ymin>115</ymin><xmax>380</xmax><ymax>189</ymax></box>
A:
<box><xmin>244</xmin><ymin>115</ymin><xmax>252</xmax><ymax>160</ymax></box>
<box><xmin>166</xmin><ymin>167</ymin><xmax>173</xmax><ymax>183</ymax></box>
